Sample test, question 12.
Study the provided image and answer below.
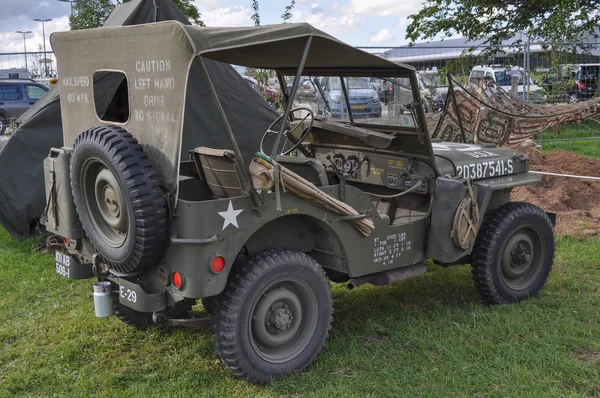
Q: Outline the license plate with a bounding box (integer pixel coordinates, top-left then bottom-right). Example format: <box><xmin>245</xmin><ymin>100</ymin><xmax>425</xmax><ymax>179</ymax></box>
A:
<box><xmin>55</xmin><ymin>251</ymin><xmax>72</xmax><ymax>278</ymax></box>
<box><xmin>54</xmin><ymin>251</ymin><xmax>95</xmax><ymax>279</ymax></box>
<box><xmin>352</xmin><ymin>104</ymin><xmax>366</xmax><ymax>110</ymax></box>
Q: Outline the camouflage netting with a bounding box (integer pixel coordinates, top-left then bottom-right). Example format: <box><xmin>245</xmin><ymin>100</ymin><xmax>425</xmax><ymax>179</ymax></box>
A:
<box><xmin>429</xmin><ymin>75</ymin><xmax>600</xmax><ymax>145</ymax></box>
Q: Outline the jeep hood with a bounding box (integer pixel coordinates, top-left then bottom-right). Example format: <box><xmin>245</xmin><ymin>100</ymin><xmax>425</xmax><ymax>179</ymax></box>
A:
<box><xmin>432</xmin><ymin>142</ymin><xmax>529</xmax><ymax>179</ymax></box>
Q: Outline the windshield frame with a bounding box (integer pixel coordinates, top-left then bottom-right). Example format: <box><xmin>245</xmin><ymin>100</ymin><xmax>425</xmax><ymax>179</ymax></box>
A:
<box><xmin>279</xmin><ymin>70</ymin><xmax>424</xmax><ymax>132</ymax></box>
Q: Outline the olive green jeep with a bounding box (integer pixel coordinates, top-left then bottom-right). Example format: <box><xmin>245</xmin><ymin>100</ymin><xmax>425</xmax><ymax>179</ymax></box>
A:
<box><xmin>46</xmin><ymin>21</ymin><xmax>555</xmax><ymax>384</ymax></box>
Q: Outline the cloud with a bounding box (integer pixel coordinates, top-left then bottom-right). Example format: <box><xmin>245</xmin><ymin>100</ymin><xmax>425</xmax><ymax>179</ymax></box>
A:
<box><xmin>192</xmin><ymin>0</ymin><xmax>228</xmax><ymax>12</ymax></box>
<box><xmin>311</xmin><ymin>4</ymin><xmax>324</xmax><ymax>14</ymax></box>
<box><xmin>0</xmin><ymin>0</ymin><xmax>71</xmax><ymax>21</ymax></box>
<box><xmin>201</xmin><ymin>5</ymin><xmax>252</xmax><ymax>27</ymax></box>
<box><xmin>370</xmin><ymin>28</ymin><xmax>394</xmax><ymax>44</ymax></box>
<box><xmin>291</xmin><ymin>5</ymin><xmax>364</xmax><ymax>35</ymax></box>
<box><xmin>0</xmin><ymin>16</ymin><xmax>69</xmax><ymax>69</ymax></box>
<box><xmin>346</xmin><ymin>0</ymin><xmax>422</xmax><ymax>16</ymax></box>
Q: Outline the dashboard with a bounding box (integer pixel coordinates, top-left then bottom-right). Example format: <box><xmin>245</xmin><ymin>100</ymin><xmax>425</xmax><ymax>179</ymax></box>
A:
<box><xmin>312</xmin><ymin>144</ymin><xmax>432</xmax><ymax>194</ymax></box>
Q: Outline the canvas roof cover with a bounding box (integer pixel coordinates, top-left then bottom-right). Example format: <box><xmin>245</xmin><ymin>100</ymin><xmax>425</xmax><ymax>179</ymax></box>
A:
<box><xmin>0</xmin><ymin>0</ymin><xmax>277</xmax><ymax>238</ymax></box>
<box><xmin>50</xmin><ymin>21</ymin><xmax>416</xmax><ymax>196</ymax></box>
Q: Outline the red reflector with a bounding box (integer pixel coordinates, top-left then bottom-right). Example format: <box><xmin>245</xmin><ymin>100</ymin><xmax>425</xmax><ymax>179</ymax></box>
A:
<box><xmin>65</xmin><ymin>238</ymin><xmax>70</xmax><ymax>244</ymax></box>
<box><xmin>578</xmin><ymin>81</ymin><xmax>586</xmax><ymax>90</ymax></box>
<box><xmin>211</xmin><ymin>256</ymin><xmax>225</xmax><ymax>273</ymax></box>
<box><xmin>173</xmin><ymin>272</ymin><xmax>183</xmax><ymax>289</ymax></box>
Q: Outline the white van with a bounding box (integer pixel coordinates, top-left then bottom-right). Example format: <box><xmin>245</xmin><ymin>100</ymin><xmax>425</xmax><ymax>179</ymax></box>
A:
<box><xmin>470</xmin><ymin>65</ymin><xmax>541</xmax><ymax>98</ymax></box>
<box><xmin>0</xmin><ymin>68</ymin><xmax>30</xmax><ymax>80</ymax></box>
<box><xmin>267</xmin><ymin>77</ymin><xmax>280</xmax><ymax>90</ymax></box>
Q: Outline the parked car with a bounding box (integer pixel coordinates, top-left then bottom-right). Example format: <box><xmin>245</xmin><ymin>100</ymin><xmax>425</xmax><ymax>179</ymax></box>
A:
<box><xmin>470</xmin><ymin>65</ymin><xmax>541</xmax><ymax>98</ymax></box>
<box><xmin>267</xmin><ymin>77</ymin><xmax>280</xmax><ymax>90</ymax></box>
<box><xmin>286</xmin><ymin>76</ymin><xmax>317</xmax><ymax>98</ymax></box>
<box><xmin>549</xmin><ymin>64</ymin><xmax>600</xmax><ymax>101</ymax></box>
<box><xmin>322</xmin><ymin>76</ymin><xmax>381</xmax><ymax>118</ymax></box>
<box><xmin>0</xmin><ymin>79</ymin><xmax>49</xmax><ymax>134</ymax></box>
<box><xmin>243</xmin><ymin>75</ymin><xmax>279</xmax><ymax>104</ymax></box>
<box><xmin>418</xmin><ymin>71</ymin><xmax>447</xmax><ymax>111</ymax></box>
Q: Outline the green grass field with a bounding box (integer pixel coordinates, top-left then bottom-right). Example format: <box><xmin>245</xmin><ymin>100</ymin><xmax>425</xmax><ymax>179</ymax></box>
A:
<box><xmin>538</xmin><ymin>120</ymin><xmax>600</xmax><ymax>159</ymax></box>
<box><xmin>1</xmin><ymin>228</ymin><xmax>600</xmax><ymax>397</ymax></box>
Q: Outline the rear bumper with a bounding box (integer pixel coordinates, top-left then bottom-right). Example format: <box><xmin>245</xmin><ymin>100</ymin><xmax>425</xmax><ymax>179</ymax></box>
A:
<box><xmin>55</xmin><ymin>251</ymin><xmax>167</xmax><ymax>313</ymax></box>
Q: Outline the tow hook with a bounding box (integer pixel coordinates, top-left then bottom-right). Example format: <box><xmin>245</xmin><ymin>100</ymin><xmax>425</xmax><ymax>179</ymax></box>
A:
<box><xmin>152</xmin><ymin>312</ymin><xmax>211</xmax><ymax>328</ymax></box>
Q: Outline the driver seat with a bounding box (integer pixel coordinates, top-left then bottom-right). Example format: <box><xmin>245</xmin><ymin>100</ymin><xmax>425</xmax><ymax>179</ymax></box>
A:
<box><xmin>191</xmin><ymin>147</ymin><xmax>244</xmax><ymax>198</ymax></box>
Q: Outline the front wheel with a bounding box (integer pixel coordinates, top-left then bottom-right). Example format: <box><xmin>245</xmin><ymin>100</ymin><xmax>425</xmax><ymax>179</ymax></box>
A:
<box><xmin>212</xmin><ymin>249</ymin><xmax>333</xmax><ymax>384</ymax></box>
<box><xmin>471</xmin><ymin>202</ymin><xmax>555</xmax><ymax>304</ymax></box>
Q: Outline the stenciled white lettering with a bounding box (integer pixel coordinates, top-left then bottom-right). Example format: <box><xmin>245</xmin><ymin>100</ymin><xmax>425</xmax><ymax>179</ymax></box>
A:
<box><xmin>135</xmin><ymin>59</ymin><xmax>172</xmax><ymax>73</ymax></box>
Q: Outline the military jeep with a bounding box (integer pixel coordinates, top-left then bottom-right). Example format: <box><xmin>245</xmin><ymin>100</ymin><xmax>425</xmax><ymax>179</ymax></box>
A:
<box><xmin>46</xmin><ymin>22</ymin><xmax>555</xmax><ymax>384</ymax></box>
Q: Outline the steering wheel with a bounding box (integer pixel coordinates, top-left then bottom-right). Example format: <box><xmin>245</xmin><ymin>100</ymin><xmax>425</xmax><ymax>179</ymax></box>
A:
<box><xmin>260</xmin><ymin>107</ymin><xmax>314</xmax><ymax>156</ymax></box>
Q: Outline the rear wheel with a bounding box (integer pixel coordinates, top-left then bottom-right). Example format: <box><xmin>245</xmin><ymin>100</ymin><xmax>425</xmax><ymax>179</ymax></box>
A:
<box><xmin>213</xmin><ymin>249</ymin><xmax>334</xmax><ymax>384</ymax></box>
<box><xmin>201</xmin><ymin>296</ymin><xmax>219</xmax><ymax>315</ymax></box>
<box><xmin>471</xmin><ymin>202</ymin><xmax>555</xmax><ymax>304</ymax></box>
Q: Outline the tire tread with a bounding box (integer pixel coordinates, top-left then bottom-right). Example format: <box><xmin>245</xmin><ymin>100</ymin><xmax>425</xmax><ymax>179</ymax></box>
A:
<box><xmin>212</xmin><ymin>249</ymin><xmax>334</xmax><ymax>384</ymax></box>
<box><xmin>471</xmin><ymin>202</ymin><xmax>555</xmax><ymax>304</ymax></box>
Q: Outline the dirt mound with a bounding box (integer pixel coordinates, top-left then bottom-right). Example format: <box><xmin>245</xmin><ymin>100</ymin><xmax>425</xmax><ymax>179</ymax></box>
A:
<box><xmin>510</xmin><ymin>148</ymin><xmax>600</xmax><ymax>236</ymax></box>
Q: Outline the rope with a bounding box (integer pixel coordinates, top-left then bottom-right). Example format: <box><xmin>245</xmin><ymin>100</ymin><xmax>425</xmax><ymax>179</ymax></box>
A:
<box><xmin>529</xmin><ymin>171</ymin><xmax>600</xmax><ymax>181</ymax></box>
<box><xmin>364</xmin><ymin>179</ymin><xmax>424</xmax><ymax>199</ymax></box>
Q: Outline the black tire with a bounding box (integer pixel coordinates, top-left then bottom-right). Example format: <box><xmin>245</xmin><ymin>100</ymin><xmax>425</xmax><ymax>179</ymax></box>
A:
<box><xmin>70</xmin><ymin>125</ymin><xmax>167</xmax><ymax>273</ymax></box>
<box><xmin>201</xmin><ymin>296</ymin><xmax>219</xmax><ymax>315</ymax></box>
<box><xmin>0</xmin><ymin>114</ymin><xmax>6</xmax><ymax>135</ymax></box>
<box><xmin>112</xmin><ymin>292</ymin><xmax>196</xmax><ymax>327</ymax></box>
<box><xmin>471</xmin><ymin>202</ymin><xmax>555</xmax><ymax>304</ymax></box>
<box><xmin>213</xmin><ymin>249</ymin><xmax>334</xmax><ymax>384</ymax></box>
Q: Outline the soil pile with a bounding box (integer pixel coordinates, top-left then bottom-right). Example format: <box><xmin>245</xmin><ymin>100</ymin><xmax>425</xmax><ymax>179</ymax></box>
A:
<box><xmin>511</xmin><ymin>148</ymin><xmax>600</xmax><ymax>236</ymax></box>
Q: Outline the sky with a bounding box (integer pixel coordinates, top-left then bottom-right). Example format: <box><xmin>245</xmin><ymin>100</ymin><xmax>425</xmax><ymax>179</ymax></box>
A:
<box><xmin>0</xmin><ymin>0</ymin><xmax>426</xmax><ymax>70</ymax></box>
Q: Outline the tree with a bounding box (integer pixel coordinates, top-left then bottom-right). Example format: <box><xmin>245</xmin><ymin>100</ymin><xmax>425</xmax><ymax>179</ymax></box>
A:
<box><xmin>172</xmin><ymin>0</ymin><xmax>204</xmax><ymax>26</ymax></box>
<box><xmin>29</xmin><ymin>44</ymin><xmax>45</xmax><ymax>78</ymax></box>
<box><xmin>406</xmin><ymin>0</ymin><xmax>600</xmax><ymax>48</ymax></box>
<box><xmin>70</xmin><ymin>0</ymin><xmax>114</xmax><ymax>30</ymax></box>
<box><xmin>281</xmin><ymin>1</ymin><xmax>295</xmax><ymax>23</ymax></box>
<box><xmin>250</xmin><ymin>0</ymin><xmax>260</xmax><ymax>26</ymax></box>
<box><xmin>70</xmin><ymin>0</ymin><xmax>204</xmax><ymax>30</ymax></box>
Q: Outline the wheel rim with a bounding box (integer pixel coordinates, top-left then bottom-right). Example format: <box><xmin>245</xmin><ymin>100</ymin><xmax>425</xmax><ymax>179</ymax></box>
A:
<box><xmin>82</xmin><ymin>158</ymin><xmax>128</xmax><ymax>248</ymax></box>
<box><xmin>500</xmin><ymin>226</ymin><xmax>544</xmax><ymax>290</ymax></box>
<box><xmin>249</xmin><ymin>277</ymin><xmax>318</xmax><ymax>363</ymax></box>
<box><xmin>0</xmin><ymin>119</ymin><xmax>4</xmax><ymax>132</ymax></box>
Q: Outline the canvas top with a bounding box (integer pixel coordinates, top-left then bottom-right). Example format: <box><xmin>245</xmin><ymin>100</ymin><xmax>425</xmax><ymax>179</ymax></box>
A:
<box><xmin>51</xmin><ymin>21</ymin><xmax>414</xmax><ymax>74</ymax></box>
<box><xmin>49</xmin><ymin>21</ymin><xmax>416</xmax><ymax>194</ymax></box>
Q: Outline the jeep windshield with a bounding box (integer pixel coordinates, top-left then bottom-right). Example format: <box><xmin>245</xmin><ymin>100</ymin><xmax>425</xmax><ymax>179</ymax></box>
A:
<box><xmin>285</xmin><ymin>74</ymin><xmax>420</xmax><ymax>130</ymax></box>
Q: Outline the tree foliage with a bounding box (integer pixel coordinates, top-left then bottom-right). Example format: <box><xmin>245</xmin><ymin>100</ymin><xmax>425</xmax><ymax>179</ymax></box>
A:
<box><xmin>406</xmin><ymin>0</ymin><xmax>600</xmax><ymax>47</ymax></box>
<box><xmin>172</xmin><ymin>0</ymin><xmax>204</xmax><ymax>26</ymax></box>
<box><xmin>70</xmin><ymin>0</ymin><xmax>115</xmax><ymax>30</ymax></box>
<box><xmin>70</xmin><ymin>0</ymin><xmax>204</xmax><ymax>30</ymax></box>
<box><xmin>250</xmin><ymin>0</ymin><xmax>261</xmax><ymax>26</ymax></box>
<box><xmin>281</xmin><ymin>1</ymin><xmax>296</xmax><ymax>23</ymax></box>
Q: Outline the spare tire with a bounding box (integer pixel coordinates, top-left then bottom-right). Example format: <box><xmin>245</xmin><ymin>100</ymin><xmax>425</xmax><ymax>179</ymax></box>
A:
<box><xmin>70</xmin><ymin>125</ymin><xmax>168</xmax><ymax>273</ymax></box>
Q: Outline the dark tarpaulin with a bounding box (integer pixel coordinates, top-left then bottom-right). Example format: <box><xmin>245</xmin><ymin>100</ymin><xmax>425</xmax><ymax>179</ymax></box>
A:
<box><xmin>0</xmin><ymin>0</ymin><xmax>277</xmax><ymax>238</ymax></box>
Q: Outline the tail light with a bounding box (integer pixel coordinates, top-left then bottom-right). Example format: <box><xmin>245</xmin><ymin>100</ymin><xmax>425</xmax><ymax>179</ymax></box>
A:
<box><xmin>210</xmin><ymin>255</ymin><xmax>225</xmax><ymax>273</ymax></box>
<box><xmin>172</xmin><ymin>272</ymin><xmax>183</xmax><ymax>289</ymax></box>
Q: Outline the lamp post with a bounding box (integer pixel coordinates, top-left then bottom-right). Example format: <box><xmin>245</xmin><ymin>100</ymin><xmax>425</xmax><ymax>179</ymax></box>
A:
<box><xmin>33</xmin><ymin>18</ymin><xmax>52</xmax><ymax>77</ymax></box>
<box><xmin>16</xmin><ymin>30</ymin><xmax>32</xmax><ymax>71</ymax></box>
<box><xmin>58</xmin><ymin>0</ymin><xmax>80</xmax><ymax>15</ymax></box>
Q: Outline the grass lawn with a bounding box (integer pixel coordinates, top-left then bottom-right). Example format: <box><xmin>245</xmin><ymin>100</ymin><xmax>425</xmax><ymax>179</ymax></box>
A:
<box><xmin>1</xmin><ymin>228</ymin><xmax>600</xmax><ymax>397</ymax></box>
<box><xmin>538</xmin><ymin>120</ymin><xmax>600</xmax><ymax>159</ymax></box>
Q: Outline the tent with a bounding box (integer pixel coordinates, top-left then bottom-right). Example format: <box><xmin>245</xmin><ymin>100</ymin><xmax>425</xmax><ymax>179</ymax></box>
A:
<box><xmin>0</xmin><ymin>0</ymin><xmax>277</xmax><ymax>238</ymax></box>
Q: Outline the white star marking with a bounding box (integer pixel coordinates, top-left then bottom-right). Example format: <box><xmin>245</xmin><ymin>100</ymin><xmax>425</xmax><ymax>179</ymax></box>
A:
<box><xmin>218</xmin><ymin>201</ymin><xmax>243</xmax><ymax>230</ymax></box>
